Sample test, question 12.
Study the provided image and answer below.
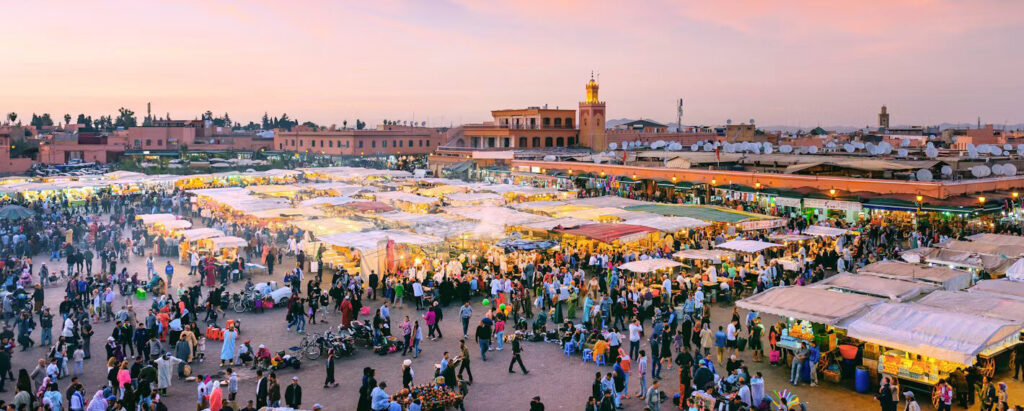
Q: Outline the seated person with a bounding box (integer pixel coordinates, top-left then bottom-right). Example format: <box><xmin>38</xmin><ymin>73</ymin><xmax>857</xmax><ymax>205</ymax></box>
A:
<box><xmin>592</xmin><ymin>337</ymin><xmax>610</xmax><ymax>358</ymax></box>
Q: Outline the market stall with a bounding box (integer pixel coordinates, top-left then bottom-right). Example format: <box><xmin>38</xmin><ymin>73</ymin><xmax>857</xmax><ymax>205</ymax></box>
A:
<box><xmin>847</xmin><ymin>303</ymin><xmax>1022</xmax><ymax>388</ymax></box>
<box><xmin>858</xmin><ymin>261</ymin><xmax>974</xmax><ymax>291</ymax></box>
<box><xmin>177</xmin><ymin>228</ymin><xmax>226</xmax><ymax>262</ymax></box>
<box><xmin>317</xmin><ymin>229</ymin><xmax>443</xmax><ymax>279</ymax></box>
<box><xmin>969</xmin><ymin>279</ymin><xmax>1024</xmax><ymax>300</ymax></box>
<box><xmin>200</xmin><ymin>236</ymin><xmax>248</xmax><ymax>262</ymax></box>
<box><xmin>373</xmin><ymin>191</ymin><xmax>440</xmax><ymax>213</ymax></box>
<box><xmin>715</xmin><ymin>239</ymin><xmax>783</xmax><ymax>253</ymax></box>
<box><xmin>618</xmin><ymin>258</ymin><xmax>682</xmax><ymax>273</ymax></box>
<box><xmin>801</xmin><ymin>225</ymin><xmax>851</xmax><ymax>237</ymax></box>
<box><xmin>444</xmin><ymin>192</ymin><xmax>505</xmax><ymax>207</ymax></box>
<box><xmin>672</xmin><ymin>249</ymin><xmax>735</xmax><ymax>262</ymax></box>
<box><xmin>811</xmin><ymin>273</ymin><xmax>937</xmax><ymax>302</ymax></box>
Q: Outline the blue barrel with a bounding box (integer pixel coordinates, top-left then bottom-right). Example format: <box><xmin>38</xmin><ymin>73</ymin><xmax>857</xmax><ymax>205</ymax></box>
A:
<box><xmin>854</xmin><ymin>366</ymin><xmax>870</xmax><ymax>393</ymax></box>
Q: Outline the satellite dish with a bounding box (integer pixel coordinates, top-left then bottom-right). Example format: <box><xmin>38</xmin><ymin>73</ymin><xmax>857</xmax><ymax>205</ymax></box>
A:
<box><xmin>593</xmin><ymin>157</ymin><xmax>603</xmax><ymax>164</ymax></box>
<box><xmin>1004</xmin><ymin>144</ymin><xmax>1012</xmax><ymax>150</ymax></box>
<box><xmin>916</xmin><ymin>169</ymin><xmax>933</xmax><ymax>182</ymax></box>
<box><xmin>609</xmin><ymin>142</ymin><xmax>618</xmax><ymax>150</ymax></box>
<box><xmin>749</xmin><ymin>118</ymin><xmax>755</xmax><ymax>124</ymax></box>
<box><xmin>853</xmin><ymin>142</ymin><xmax>865</xmax><ymax>149</ymax></box>
<box><xmin>826</xmin><ymin>142</ymin><xmax>836</xmax><ymax>148</ymax></box>
<box><xmin>703</xmin><ymin>143</ymin><xmax>714</xmax><ymax>152</ymax></box>
<box><xmin>808</xmin><ymin>146</ymin><xmax>819</xmax><ymax>154</ymax></box>
<box><xmin>764</xmin><ymin>145</ymin><xmax>774</xmax><ymax>154</ymax></box>
<box><xmin>897</xmin><ymin>149</ymin><xmax>908</xmax><ymax>157</ymax></box>
<box><xmin>780</xmin><ymin>145</ymin><xmax>793</xmax><ymax>154</ymax></box>
<box><xmin>992</xmin><ymin>164</ymin><xmax>1004</xmax><ymax>175</ymax></box>
<box><xmin>901</xmin><ymin>138</ymin><xmax>910</xmax><ymax>147</ymax></box>
<box><xmin>726</xmin><ymin>119</ymin><xmax>732</xmax><ymax>125</ymax></box>
<box><xmin>690</xmin><ymin>144</ymin><xmax>699</xmax><ymax>151</ymax></box>
<box><xmin>925</xmin><ymin>146</ymin><xmax>939</xmax><ymax>158</ymax></box>
<box><xmin>543</xmin><ymin>155</ymin><xmax>557</xmax><ymax>161</ymax></box>
<box><xmin>941</xmin><ymin>165</ymin><xmax>953</xmax><ymax>175</ymax></box>
<box><xmin>844</xmin><ymin>144</ymin><xmax>854</xmax><ymax>153</ymax></box>
<box><xmin>1004</xmin><ymin>164</ymin><xmax>1017</xmax><ymax>176</ymax></box>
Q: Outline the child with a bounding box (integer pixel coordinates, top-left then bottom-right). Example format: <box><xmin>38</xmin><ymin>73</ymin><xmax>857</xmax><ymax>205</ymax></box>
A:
<box><xmin>73</xmin><ymin>346</ymin><xmax>85</xmax><ymax>377</ymax></box>
<box><xmin>196</xmin><ymin>337</ymin><xmax>207</xmax><ymax>363</ymax></box>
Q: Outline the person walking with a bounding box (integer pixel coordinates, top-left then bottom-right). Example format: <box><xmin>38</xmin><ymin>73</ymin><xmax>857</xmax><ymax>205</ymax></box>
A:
<box><xmin>255</xmin><ymin>370</ymin><xmax>268</xmax><ymax>409</ymax></box>
<box><xmin>903</xmin><ymin>391</ymin><xmax>921</xmax><ymax>411</ymax></box>
<box><xmin>400</xmin><ymin>316</ymin><xmax>412</xmax><ymax>356</ymax></box>
<box><xmin>323</xmin><ymin>349</ymin><xmax>337</xmax><ymax>388</ymax></box>
<box><xmin>457</xmin><ymin>339</ymin><xmax>473</xmax><ymax>384</ymax></box>
<box><xmin>508</xmin><ymin>331</ymin><xmax>528</xmax><ymax>374</ymax></box>
<box><xmin>412</xmin><ymin>320</ymin><xmax>422</xmax><ymax>358</ymax></box>
<box><xmin>936</xmin><ymin>379</ymin><xmax>953</xmax><ymax>411</ymax></box>
<box><xmin>402</xmin><ymin>359</ymin><xmax>414</xmax><ymax>389</ymax></box>
<box><xmin>459</xmin><ymin>302</ymin><xmax>472</xmax><ymax>338</ymax></box>
<box><xmin>475</xmin><ymin>319</ymin><xmax>491</xmax><ymax>361</ymax></box>
<box><xmin>284</xmin><ymin>376</ymin><xmax>302</xmax><ymax>409</ymax></box>
<box><xmin>645</xmin><ymin>380</ymin><xmax>661</xmax><ymax>411</ymax></box>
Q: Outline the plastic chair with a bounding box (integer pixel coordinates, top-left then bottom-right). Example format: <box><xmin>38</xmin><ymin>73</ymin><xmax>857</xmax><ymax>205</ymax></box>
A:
<box><xmin>564</xmin><ymin>343</ymin><xmax>575</xmax><ymax>357</ymax></box>
<box><xmin>595</xmin><ymin>354</ymin><xmax>606</xmax><ymax>366</ymax></box>
<box><xmin>582</xmin><ymin>348</ymin><xmax>593</xmax><ymax>363</ymax></box>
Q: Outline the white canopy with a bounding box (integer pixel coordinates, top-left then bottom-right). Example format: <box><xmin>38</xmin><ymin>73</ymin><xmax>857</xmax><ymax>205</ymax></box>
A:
<box><xmin>801</xmin><ymin>225</ymin><xmax>850</xmax><ymax>237</ymax></box>
<box><xmin>917</xmin><ymin>290</ymin><xmax>1024</xmax><ymax>323</ymax></box>
<box><xmin>769</xmin><ymin>233</ymin><xmax>813</xmax><ymax>242</ymax></box>
<box><xmin>618</xmin><ymin>258</ymin><xmax>682</xmax><ymax>273</ymax></box>
<box><xmin>969</xmin><ymin>279</ymin><xmax>1024</xmax><ymax>300</ymax></box>
<box><xmin>137</xmin><ymin>213</ymin><xmax>178</xmax><ymax>225</ymax></box>
<box><xmin>736</xmin><ymin>286</ymin><xmax>882</xmax><ymax>326</ymax></box>
<box><xmin>716</xmin><ymin>239</ymin><xmax>783</xmax><ymax>253</ymax></box>
<box><xmin>289</xmin><ymin>218</ymin><xmax>374</xmax><ymax>236</ymax></box>
<box><xmin>673</xmin><ymin>249</ymin><xmax>735</xmax><ymax>261</ymax></box>
<box><xmin>318</xmin><ymin>229</ymin><xmax>442</xmax><ymax>251</ymax></box>
<box><xmin>299</xmin><ymin>196</ymin><xmax>355</xmax><ymax>207</ymax></box>
<box><xmin>157</xmin><ymin>220</ymin><xmax>192</xmax><ymax>230</ymax></box>
<box><xmin>1004</xmin><ymin>258</ymin><xmax>1024</xmax><ymax>281</ymax></box>
<box><xmin>567</xmin><ymin>207</ymin><xmax>660</xmax><ymax>221</ymax></box>
<box><xmin>208</xmin><ymin>236</ymin><xmax>247</xmax><ymax>250</ymax></box>
<box><xmin>627</xmin><ymin>216</ymin><xmax>710</xmax><ymax>232</ymax></box>
<box><xmin>846</xmin><ymin>303</ymin><xmax>1023</xmax><ymax>365</ymax></box>
<box><xmin>178</xmin><ymin>228</ymin><xmax>224</xmax><ymax>241</ymax></box>
<box><xmin>519</xmin><ymin>217</ymin><xmax>589</xmax><ymax>231</ymax></box>
<box><xmin>444</xmin><ymin>206</ymin><xmax>547</xmax><ymax>226</ymax></box>
<box><xmin>812</xmin><ymin>273</ymin><xmax>936</xmax><ymax>301</ymax></box>
<box><xmin>965</xmin><ymin>233</ymin><xmax>1024</xmax><ymax>246</ymax></box>
<box><xmin>859</xmin><ymin>260</ymin><xmax>974</xmax><ymax>291</ymax></box>
<box><xmin>373</xmin><ymin>191</ymin><xmax>440</xmax><ymax>205</ymax></box>
<box><xmin>444</xmin><ymin>192</ymin><xmax>506</xmax><ymax>206</ymax></box>
<box><xmin>568</xmin><ymin>195</ymin><xmax>653</xmax><ymax>208</ymax></box>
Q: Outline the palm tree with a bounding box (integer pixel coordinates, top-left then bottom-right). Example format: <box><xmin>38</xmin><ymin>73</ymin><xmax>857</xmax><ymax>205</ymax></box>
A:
<box><xmin>6</xmin><ymin>112</ymin><xmax>15</xmax><ymax>125</ymax></box>
<box><xmin>64</xmin><ymin>114</ymin><xmax>71</xmax><ymax>125</ymax></box>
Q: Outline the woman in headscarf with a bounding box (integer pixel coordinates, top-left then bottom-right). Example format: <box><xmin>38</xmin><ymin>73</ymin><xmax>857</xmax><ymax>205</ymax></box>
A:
<box><xmin>43</xmin><ymin>383</ymin><xmax>63</xmax><ymax>411</ymax></box>
<box><xmin>86</xmin><ymin>389</ymin><xmax>108</xmax><ymax>411</ymax></box>
<box><xmin>16</xmin><ymin>368</ymin><xmax>31</xmax><ymax>395</ymax></box>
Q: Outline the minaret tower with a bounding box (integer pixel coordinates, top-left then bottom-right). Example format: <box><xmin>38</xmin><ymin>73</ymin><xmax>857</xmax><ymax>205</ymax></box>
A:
<box><xmin>578</xmin><ymin>72</ymin><xmax>607</xmax><ymax>150</ymax></box>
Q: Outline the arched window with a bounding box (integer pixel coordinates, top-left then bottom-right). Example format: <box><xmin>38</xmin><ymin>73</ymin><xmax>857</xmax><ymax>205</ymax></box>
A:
<box><xmin>556</xmin><ymin>137</ymin><xmax>564</xmax><ymax>146</ymax></box>
<box><xmin>554</xmin><ymin>118</ymin><xmax>562</xmax><ymax>127</ymax></box>
<box><xmin>518</xmin><ymin>137</ymin><xmax>527</xmax><ymax>147</ymax></box>
<box><xmin>567</xmin><ymin>137</ymin><xmax>575</xmax><ymax>146</ymax></box>
<box><xmin>544</xmin><ymin>137</ymin><xmax>553</xmax><ymax>147</ymax></box>
<box><xmin>532</xmin><ymin>137</ymin><xmax>541</xmax><ymax>147</ymax></box>
<box><xmin>455</xmin><ymin>138</ymin><xmax>465</xmax><ymax>147</ymax></box>
<box><xmin>565</xmin><ymin>118</ymin><xmax>573</xmax><ymax>128</ymax></box>
<box><xmin>329</xmin><ymin>141</ymin><xmax>334</xmax><ymax>148</ymax></box>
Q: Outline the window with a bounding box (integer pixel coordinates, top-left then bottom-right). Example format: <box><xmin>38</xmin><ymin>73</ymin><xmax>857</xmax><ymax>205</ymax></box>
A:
<box><xmin>568</xmin><ymin>137</ymin><xmax>575</xmax><ymax>146</ymax></box>
<box><xmin>291</xmin><ymin>139</ymin><xmax>296</xmax><ymax>146</ymax></box>
<box><xmin>157</xmin><ymin>139</ymin><xmax>163</xmax><ymax>146</ymax></box>
<box><xmin>543</xmin><ymin>118</ymin><xmax>550</xmax><ymax>127</ymax></box>
<box><xmin>503</xmin><ymin>138</ymin><xmax>510</xmax><ymax>148</ymax></box>
<box><xmin>133</xmin><ymin>140</ymin><xmax>141</xmax><ymax>148</ymax></box>
<box><xmin>398</xmin><ymin>140</ymin><xmax>403</xmax><ymax>148</ymax></box>
<box><xmin>409</xmin><ymin>140</ymin><xmax>413</xmax><ymax>147</ymax></box>
<box><xmin>359</xmin><ymin>141</ymin><xmax>363</xmax><ymax>148</ymax></box>
<box><xmin>554</xmin><ymin>118</ymin><xmax>562</xmax><ymax>127</ymax></box>
<box><xmin>519</xmin><ymin>137</ymin><xmax>527</xmax><ymax>147</ymax></box>
<box><xmin>418</xmin><ymin>140</ymin><xmax>423</xmax><ymax>147</ymax></box>
<box><xmin>426</xmin><ymin>140</ymin><xmax>430</xmax><ymax>146</ymax></box>
<box><xmin>544</xmin><ymin>137</ymin><xmax>553</xmax><ymax>147</ymax></box>
<box><xmin>299</xmin><ymin>140</ymin><xmax>303</xmax><ymax>147</ymax></box>
<box><xmin>382</xmin><ymin>140</ymin><xmax>387</xmax><ymax>147</ymax></box>
<box><xmin>565</xmin><ymin>118</ymin><xmax>573</xmax><ymax>128</ymax></box>
<box><xmin>372</xmin><ymin>141</ymin><xmax>376</xmax><ymax>148</ymax></box>
<box><xmin>279</xmin><ymin>143</ymin><xmax>283</xmax><ymax>150</ymax></box>
<box><xmin>329</xmin><ymin>141</ymin><xmax>333</xmax><ymax>148</ymax></box>
<box><xmin>145</xmin><ymin>139</ymin><xmax>151</xmax><ymax>146</ymax></box>
<box><xmin>556</xmin><ymin>137</ymin><xmax>564</xmax><ymax>146</ymax></box>
<box><xmin>320</xmin><ymin>140</ymin><xmax>324</xmax><ymax>147</ymax></box>
<box><xmin>532</xmin><ymin>137</ymin><xmax>540</xmax><ymax>147</ymax></box>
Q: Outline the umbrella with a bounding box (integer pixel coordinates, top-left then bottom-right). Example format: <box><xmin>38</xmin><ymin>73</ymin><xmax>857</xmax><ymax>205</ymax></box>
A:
<box><xmin>0</xmin><ymin>205</ymin><xmax>34</xmax><ymax>220</ymax></box>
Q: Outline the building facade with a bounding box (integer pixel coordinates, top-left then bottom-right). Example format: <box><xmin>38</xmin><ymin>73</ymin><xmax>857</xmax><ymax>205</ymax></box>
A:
<box><xmin>578</xmin><ymin>76</ymin><xmax>607</xmax><ymax>150</ymax></box>
<box><xmin>274</xmin><ymin>125</ymin><xmax>442</xmax><ymax>156</ymax></box>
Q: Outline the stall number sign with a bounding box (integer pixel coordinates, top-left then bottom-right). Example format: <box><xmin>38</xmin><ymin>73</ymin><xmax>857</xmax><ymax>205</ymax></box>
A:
<box><xmin>740</xmin><ymin>218</ymin><xmax>787</xmax><ymax>231</ymax></box>
<box><xmin>803</xmin><ymin>198</ymin><xmax>862</xmax><ymax>212</ymax></box>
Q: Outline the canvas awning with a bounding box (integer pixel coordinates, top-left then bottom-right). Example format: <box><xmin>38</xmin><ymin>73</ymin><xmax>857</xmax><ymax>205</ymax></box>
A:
<box><xmin>965</xmin><ymin>233</ymin><xmax>1024</xmax><ymax>246</ymax></box>
<box><xmin>935</xmin><ymin>240</ymin><xmax>1024</xmax><ymax>258</ymax></box>
<box><xmin>769</xmin><ymin>233</ymin><xmax>813</xmax><ymax>242</ymax></box>
<box><xmin>519</xmin><ymin>217</ymin><xmax>590</xmax><ymax>231</ymax></box>
<box><xmin>801</xmin><ymin>225</ymin><xmax>850</xmax><ymax>237</ymax></box>
<box><xmin>812</xmin><ymin>273</ymin><xmax>936</xmax><ymax>301</ymax></box>
<box><xmin>299</xmin><ymin>196</ymin><xmax>354</xmax><ymax>207</ymax></box>
<box><xmin>859</xmin><ymin>260</ymin><xmax>974</xmax><ymax>291</ymax></box>
<box><xmin>137</xmin><ymin>213</ymin><xmax>178</xmax><ymax>225</ymax></box>
<box><xmin>618</xmin><ymin>258</ymin><xmax>682</xmax><ymax>273</ymax></box>
<box><xmin>715</xmin><ymin>239</ymin><xmax>783</xmax><ymax>253</ymax></box>
<box><xmin>846</xmin><ymin>303</ymin><xmax>1023</xmax><ymax>365</ymax></box>
<box><xmin>177</xmin><ymin>228</ymin><xmax>224</xmax><ymax>241</ymax></box>
<box><xmin>208</xmin><ymin>236</ymin><xmax>247</xmax><ymax>250</ymax></box>
<box><xmin>969</xmin><ymin>279</ymin><xmax>1024</xmax><ymax>300</ymax></box>
<box><xmin>917</xmin><ymin>290</ymin><xmax>1024</xmax><ymax>323</ymax></box>
<box><xmin>318</xmin><ymin>229</ymin><xmax>442</xmax><ymax>251</ymax></box>
<box><xmin>156</xmin><ymin>220</ymin><xmax>192</xmax><ymax>230</ymax></box>
<box><xmin>736</xmin><ymin>286</ymin><xmax>882</xmax><ymax>326</ymax></box>
<box><xmin>555</xmin><ymin>224</ymin><xmax>658</xmax><ymax>243</ymax></box>
<box><xmin>673</xmin><ymin>249</ymin><xmax>735</xmax><ymax>261</ymax></box>
<box><xmin>621</xmin><ymin>216</ymin><xmax>710</xmax><ymax>232</ymax></box>
<box><xmin>444</xmin><ymin>206</ymin><xmax>547</xmax><ymax>226</ymax></box>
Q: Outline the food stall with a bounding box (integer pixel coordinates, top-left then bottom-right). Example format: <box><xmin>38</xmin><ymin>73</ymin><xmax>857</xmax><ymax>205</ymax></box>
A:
<box><xmin>858</xmin><ymin>261</ymin><xmax>974</xmax><ymax>291</ymax></box>
<box><xmin>801</xmin><ymin>225</ymin><xmax>852</xmax><ymax>237</ymax></box>
<box><xmin>715</xmin><ymin>239</ymin><xmax>784</xmax><ymax>254</ymax></box>
<box><xmin>177</xmin><ymin>228</ymin><xmax>225</xmax><ymax>262</ymax></box>
<box><xmin>373</xmin><ymin>191</ymin><xmax>440</xmax><ymax>213</ymax></box>
<box><xmin>846</xmin><ymin>303</ymin><xmax>1023</xmax><ymax>396</ymax></box>
<box><xmin>444</xmin><ymin>192</ymin><xmax>505</xmax><ymax>207</ymax></box>
<box><xmin>811</xmin><ymin>273</ymin><xmax>937</xmax><ymax>302</ymax></box>
<box><xmin>317</xmin><ymin>229</ymin><xmax>443</xmax><ymax>279</ymax></box>
<box><xmin>969</xmin><ymin>278</ymin><xmax>1024</xmax><ymax>300</ymax></box>
<box><xmin>199</xmin><ymin>236</ymin><xmax>248</xmax><ymax>262</ymax></box>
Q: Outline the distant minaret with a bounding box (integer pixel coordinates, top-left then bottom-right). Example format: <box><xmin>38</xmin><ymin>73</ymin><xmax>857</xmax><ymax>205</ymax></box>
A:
<box><xmin>145</xmin><ymin>102</ymin><xmax>152</xmax><ymax>126</ymax></box>
<box><xmin>578</xmin><ymin>73</ymin><xmax>607</xmax><ymax>150</ymax></box>
<box><xmin>879</xmin><ymin>105</ymin><xmax>890</xmax><ymax>130</ymax></box>
<box><xmin>677</xmin><ymin>98</ymin><xmax>684</xmax><ymax>132</ymax></box>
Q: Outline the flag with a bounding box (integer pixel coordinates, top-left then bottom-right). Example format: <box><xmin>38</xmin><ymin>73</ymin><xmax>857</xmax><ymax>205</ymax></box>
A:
<box><xmin>622</xmin><ymin>151</ymin><xmax>627</xmax><ymax>164</ymax></box>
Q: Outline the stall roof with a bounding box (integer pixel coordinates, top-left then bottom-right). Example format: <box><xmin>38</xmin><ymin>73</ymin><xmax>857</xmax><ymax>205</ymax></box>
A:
<box><xmin>299</xmin><ymin>196</ymin><xmax>355</xmax><ymax>207</ymax></box>
<box><xmin>846</xmin><ymin>303</ymin><xmax>1022</xmax><ymax>365</ymax></box>
<box><xmin>716</xmin><ymin>239</ymin><xmax>783</xmax><ymax>253</ymax></box>
<box><xmin>567</xmin><ymin>196</ymin><xmax>652</xmax><ymax>209</ymax></box>
<box><xmin>342</xmin><ymin>201</ymin><xmax>395</xmax><ymax>213</ymax></box>
<box><xmin>317</xmin><ymin>229</ymin><xmax>442</xmax><ymax>251</ymax></box>
<box><xmin>673</xmin><ymin>249</ymin><xmax>735</xmax><ymax>261</ymax></box>
<box><xmin>624</xmin><ymin>204</ymin><xmax>770</xmax><ymax>223</ymax></box>
<box><xmin>618</xmin><ymin>258</ymin><xmax>682</xmax><ymax>273</ymax></box>
<box><xmin>969</xmin><ymin>279</ymin><xmax>1024</xmax><ymax>300</ymax></box>
<box><xmin>209</xmin><ymin>236</ymin><xmax>247</xmax><ymax>250</ymax></box>
<box><xmin>247</xmin><ymin>207</ymin><xmax>325</xmax><ymax>219</ymax></box>
<box><xmin>156</xmin><ymin>219</ymin><xmax>192</xmax><ymax>230</ymax></box>
<box><xmin>901</xmin><ymin>247</ymin><xmax>1014</xmax><ymax>273</ymax></box>
<box><xmin>965</xmin><ymin>233</ymin><xmax>1024</xmax><ymax>246</ymax></box>
<box><xmin>519</xmin><ymin>217</ymin><xmax>590</xmax><ymax>231</ymax></box>
<box><xmin>563</xmin><ymin>207</ymin><xmax>661</xmax><ymax>221</ymax></box>
<box><xmin>811</xmin><ymin>273</ymin><xmax>937</xmax><ymax>301</ymax></box>
<box><xmin>769</xmin><ymin>233</ymin><xmax>813</xmax><ymax>242</ymax></box>
<box><xmin>626</xmin><ymin>216</ymin><xmax>711</xmax><ymax>232</ymax></box>
<box><xmin>444</xmin><ymin>206</ymin><xmax>548</xmax><ymax>226</ymax></box>
<box><xmin>801</xmin><ymin>225</ymin><xmax>851</xmax><ymax>237</ymax></box>
<box><xmin>177</xmin><ymin>228</ymin><xmax>224</xmax><ymax>241</ymax></box>
<box><xmin>373</xmin><ymin>191</ymin><xmax>440</xmax><ymax>205</ymax></box>
<box><xmin>555</xmin><ymin>224</ymin><xmax>658</xmax><ymax>243</ymax></box>
<box><xmin>445</xmin><ymin>192</ymin><xmax>505</xmax><ymax>204</ymax></box>
<box><xmin>289</xmin><ymin>218</ymin><xmax>374</xmax><ymax>236</ymax></box>
<box><xmin>917</xmin><ymin>290</ymin><xmax>1024</xmax><ymax>323</ymax></box>
<box><xmin>137</xmin><ymin>213</ymin><xmax>178</xmax><ymax>225</ymax></box>
<box><xmin>736</xmin><ymin>286</ymin><xmax>882</xmax><ymax>326</ymax></box>
<box><xmin>935</xmin><ymin>239</ymin><xmax>1024</xmax><ymax>258</ymax></box>
<box><xmin>859</xmin><ymin>260</ymin><xmax>974</xmax><ymax>291</ymax></box>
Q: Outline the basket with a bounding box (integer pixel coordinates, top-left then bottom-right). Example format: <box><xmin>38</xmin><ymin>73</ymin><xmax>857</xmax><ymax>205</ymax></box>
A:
<box><xmin>823</xmin><ymin>369</ymin><xmax>841</xmax><ymax>383</ymax></box>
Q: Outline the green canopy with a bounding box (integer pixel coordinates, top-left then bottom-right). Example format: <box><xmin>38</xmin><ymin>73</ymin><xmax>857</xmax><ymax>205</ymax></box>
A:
<box><xmin>0</xmin><ymin>205</ymin><xmax>34</xmax><ymax>220</ymax></box>
<box><xmin>624</xmin><ymin>204</ymin><xmax>770</xmax><ymax>223</ymax></box>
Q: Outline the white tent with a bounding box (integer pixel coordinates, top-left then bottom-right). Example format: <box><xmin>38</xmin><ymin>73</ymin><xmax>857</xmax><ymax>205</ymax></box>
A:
<box><xmin>208</xmin><ymin>236</ymin><xmax>247</xmax><ymax>250</ymax></box>
<box><xmin>969</xmin><ymin>279</ymin><xmax>1024</xmax><ymax>300</ymax></box>
<box><xmin>318</xmin><ymin>229</ymin><xmax>442</xmax><ymax>251</ymax></box>
<box><xmin>444</xmin><ymin>206</ymin><xmax>548</xmax><ymax>226</ymax></box>
<box><xmin>735</xmin><ymin>286</ymin><xmax>882</xmax><ymax>326</ymax></box>
<box><xmin>157</xmin><ymin>220</ymin><xmax>192</xmax><ymax>230</ymax></box>
<box><xmin>812</xmin><ymin>273</ymin><xmax>936</xmax><ymax>302</ymax></box>
<box><xmin>373</xmin><ymin>191</ymin><xmax>440</xmax><ymax>205</ymax></box>
<box><xmin>567</xmin><ymin>195</ymin><xmax>653</xmax><ymax>209</ymax></box>
<box><xmin>299</xmin><ymin>196</ymin><xmax>355</xmax><ymax>207</ymax></box>
<box><xmin>627</xmin><ymin>216</ymin><xmax>710</xmax><ymax>232</ymax></box>
<box><xmin>672</xmin><ymin>249</ymin><xmax>735</xmax><ymax>261</ymax></box>
<box><xmin>859</xmin><ymin>260</ymin><xmax>974</xmax><ymax>291</ymax></box>
<box><xmin>519</xmin><ymin>217</ymin><xmax>589</xmax><ymax>231</ymax></box>
<box><xmin>917</xmin><ymin>290</ymin><xmax>1024</xmax><ymax>323</ymax></box>
<box><xmin>846</xmin><ymin>303</ymin><xmax>1023</xmax><ymax>365</ymax></box>
<box><xmin>618</xmin><ymin>258</ymin><xmax>682</xmax><ymax>273</ymax></box>
<box><xmin>715</xmin><ymin>239</ymin><xmax>783</xmax><ymax>253</ymax></box>
<box><xmin>177</xmin><ymin>228</ymin><xmax>224</xmax><ymax>241</ymax></box>
<box><xmin>769</xmin><ymin>233</ymin><xmax>813</xmax><ymax>242</ymax></box>
<box><xmin>137</xmin><ymin>213</ymin><xmax>178</xmax><ymax>225</ymax></box>
<box><xmin>1003</xmin><ymin>258</ymin><xmax>1024</xmax><ymax>281</ymax></box>
<box><xmin>801</xmin><ymin>225</ymin><xmax>850</xmax><ymax>237</ymax></box>
<box><xmin>965</xmin><ymin>233</ymin><xmax>1024</xmax><ymax>246</ymax></box>
<box><xmin>445</xmin><ymin>192</ymin><xmax>506</xmax><ymax>207</ymax></box>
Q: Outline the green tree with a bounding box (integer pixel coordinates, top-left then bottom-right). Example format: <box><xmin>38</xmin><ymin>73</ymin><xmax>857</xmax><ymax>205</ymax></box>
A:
<box><xmin>6</xmin><ymin>112</ymin><xmax>15</xmax><ymax>125</ymax></box>
<box><xmin>115</xmin><ymin>107</ymin><xmax>137</xmax><ymax>128</ymax></box>
<box><xmin>342</xmin><ymin>120</ymin><xmax>348</xmax><ymax>129</ymax></box>
<box><xmin>356</xmin><ymin>119</ymin><xmax>365</xmax><ymax>130</ymax></box>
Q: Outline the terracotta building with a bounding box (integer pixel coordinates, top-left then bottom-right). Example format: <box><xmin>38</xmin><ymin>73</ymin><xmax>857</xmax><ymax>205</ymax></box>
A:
<box><xmin>0</xmin><ymin>128</ymin><xmax>33</xmax><ymax>174</ymax></box>
<box><xmin>448</xmin><ymin>107</ymin><xmax>578</xmax><ymax>149</ymax></box>
<box><xmin>274</xmin><ymin>124</ymin><xmax>443</xmax><ymax>156</ymax></box>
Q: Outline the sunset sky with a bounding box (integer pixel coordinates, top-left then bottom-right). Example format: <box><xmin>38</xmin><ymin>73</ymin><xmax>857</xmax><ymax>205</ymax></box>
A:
<box><xmin>3</xmin><ymin>0</ymin><xmax>1022</xmax><ymax>128</ymax></box>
